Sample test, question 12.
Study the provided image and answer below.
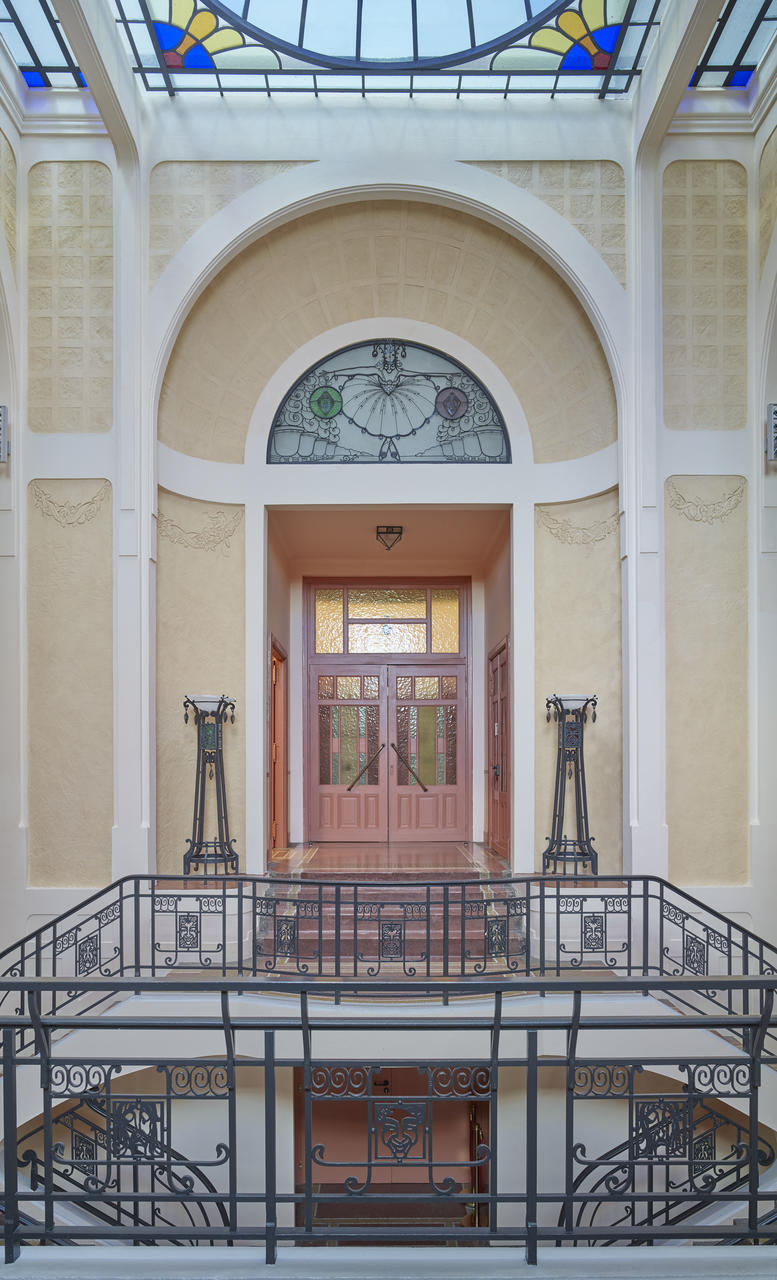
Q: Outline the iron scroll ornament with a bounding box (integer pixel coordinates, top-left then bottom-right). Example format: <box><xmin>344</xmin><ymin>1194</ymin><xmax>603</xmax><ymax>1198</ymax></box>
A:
<box><xmin>267</xmin><ymin>339</ymin><xmax>510</xmax><ymax>465</ymax></box>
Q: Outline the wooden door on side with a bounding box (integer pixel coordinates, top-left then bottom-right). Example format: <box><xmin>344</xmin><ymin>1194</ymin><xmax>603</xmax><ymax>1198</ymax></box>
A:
<box><xmin>487</xmin><ymin>641</ymin><xmax>509</xmax><ymax>859</ymax></box>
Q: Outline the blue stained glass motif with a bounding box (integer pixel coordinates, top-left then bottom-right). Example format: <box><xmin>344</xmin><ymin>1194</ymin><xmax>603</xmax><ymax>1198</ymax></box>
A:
<box><xmin>22</xmin><ymin>71</ymin><xmax>46</xmax><ymax>87</ymax></box>
<box><xmin>268</xmin><ymin>339</ymin><xmax>510</xmax><ymax>465</ymax></box>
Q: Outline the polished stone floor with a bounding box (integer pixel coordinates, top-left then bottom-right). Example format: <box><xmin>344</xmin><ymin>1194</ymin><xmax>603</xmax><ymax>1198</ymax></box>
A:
<box><xmin>267</xmin><ymin>841</ymin><xmax>509</xmax><ymax>880</ymax></box>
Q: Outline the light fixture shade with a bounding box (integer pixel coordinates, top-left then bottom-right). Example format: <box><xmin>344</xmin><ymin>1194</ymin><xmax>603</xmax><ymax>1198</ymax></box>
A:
<box><xmin>376</xmin><ymin>525</ymin><xmax>403</xmax><ymax>551</ymax></box>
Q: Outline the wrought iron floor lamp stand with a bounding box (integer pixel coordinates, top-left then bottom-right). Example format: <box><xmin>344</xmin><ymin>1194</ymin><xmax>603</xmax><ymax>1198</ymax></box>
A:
<box><xmin>541</xmin><ymin>694</ymin><xmax>598</xmax><ymax>876</ymax></box>
<box><xmin>183</xmin><ymin>695</ymin><xmax>239</xmax><ymax>876</ymax></box>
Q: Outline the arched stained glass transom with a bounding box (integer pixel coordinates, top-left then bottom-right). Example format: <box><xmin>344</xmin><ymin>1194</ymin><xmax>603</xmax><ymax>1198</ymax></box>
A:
<box><xmin>267</xmin><ymin>340</ymin><xmax>511</xmax><ymax>465</ymax></box>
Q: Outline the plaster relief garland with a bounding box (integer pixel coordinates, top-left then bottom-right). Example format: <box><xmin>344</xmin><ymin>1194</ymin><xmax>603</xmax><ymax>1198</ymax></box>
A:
<box><xmin>158</xmin><ymin>507</ymin><xmax>244</xmax><ymax>553</ymax></box>
<box><xmin>537</xmin><ymin>506</ymin><xmax>619</xmax><ymax>545</ymax></box>
<box><xmin>665</xmin><ymin>478</ymin><xmax>745</xmax><ymax>524</ymax></box>
<box><xmin>30</xmin><ymin>479</ymin><xmax>110</xmax><ymax>527</ymax></box>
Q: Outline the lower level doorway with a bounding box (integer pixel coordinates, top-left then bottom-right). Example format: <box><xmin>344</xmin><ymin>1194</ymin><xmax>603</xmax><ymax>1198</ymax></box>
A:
<box><xmin>309</xmin><ymin>662</ymin><xmax>467</xmax><ymax>842</ymax></box>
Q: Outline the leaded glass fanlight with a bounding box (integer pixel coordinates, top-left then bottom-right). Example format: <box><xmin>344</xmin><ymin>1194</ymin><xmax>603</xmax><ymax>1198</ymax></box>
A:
<box><xmin>267</xmin><ymin>339</ymin><xmax>510</xmax><ymax>465</ymax></box>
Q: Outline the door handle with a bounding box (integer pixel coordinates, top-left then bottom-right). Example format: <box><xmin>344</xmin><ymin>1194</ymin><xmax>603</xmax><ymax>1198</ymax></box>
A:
<box><xmin>346</xmin><ymin>742</ymin><xmax>385</xmax><ymax>791</ymax></box>
<box><xmin>390</xmin><ymin>742</ymin><xmax>428</xmax><ymax>792</ymax></box>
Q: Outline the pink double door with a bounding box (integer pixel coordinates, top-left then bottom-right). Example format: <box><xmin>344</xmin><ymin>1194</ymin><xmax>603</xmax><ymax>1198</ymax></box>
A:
<box><xmin>310</xmin><ymin>663</ymin><xmax>467</xmax><ymax>842</ymax></box>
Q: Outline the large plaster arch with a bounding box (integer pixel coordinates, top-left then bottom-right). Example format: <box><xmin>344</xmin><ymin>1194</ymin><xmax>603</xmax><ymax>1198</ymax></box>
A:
<box><xmin>154</xmin><ymin>195</ymin><xmax>621</xmax><ymax>470</ymax></box>
<box><xmin>147</xmin><ymin>157</ymin><xmax>630</xmax><ymax>432</ymax></box>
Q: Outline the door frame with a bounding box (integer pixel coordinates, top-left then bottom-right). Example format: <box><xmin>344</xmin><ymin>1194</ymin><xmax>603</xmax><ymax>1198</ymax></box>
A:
<box><xmin>304</xmin><ymin>578</ymin><xmax>471</xmax><ymax>844</ymax></box>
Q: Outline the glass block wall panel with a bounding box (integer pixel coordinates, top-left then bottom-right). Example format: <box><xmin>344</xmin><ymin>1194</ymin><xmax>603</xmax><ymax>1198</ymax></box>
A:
<box><xmin>431</xmin><ymin>588</ymin><xmax>460</xmax><ymax>653</ymax></box>
<box><xmin>315</xmin><ymin>588</ymin><xmax>344</xmax><ymax>653</ymax></box>
<box><xmin>348</xmin><ymin>623</ymin><xmax>427</xmax><ymax>653</ymax></box>
<box><xmin>348</xmin><ymin>587</ymin><xmax>426</xmax><ymax>618</ymax></box>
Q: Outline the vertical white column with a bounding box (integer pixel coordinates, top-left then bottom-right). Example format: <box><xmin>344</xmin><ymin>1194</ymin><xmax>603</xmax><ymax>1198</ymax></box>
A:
<box><xmin>0</xmin><ymin>170</ymin><xmax>23</xmax><ymax>942</ymax></box>
<box><xmin>244</xmin><ymin>498</ymin><xmax>265</xmax><ymax>874</ymax></box>
<box><xmin>624</xmin><ymin>149</ymin><xmax>669</xmax><ymax>878</ymax></box>
<box><xmin>513</xmin><ymin>501</ymin><xmax>535</xmax><ymax>874</ymax></box>
<box><xmin>112</xmin><ymin>157</ymin><xmax>154</xmax><ymax>879</ymax></box>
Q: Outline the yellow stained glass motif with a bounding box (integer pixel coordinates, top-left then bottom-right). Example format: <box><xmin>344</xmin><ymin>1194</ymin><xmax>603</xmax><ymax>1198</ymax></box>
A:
<box><xmin>417</xmin><ymin>705</ymin><xmax>437</xmax><ymax>787</ymax></box>
<box><xmin>339</xmin><ymin>705</ymin><xmax>359</xmax><ymax>786</ymax></box>
<box><xmin>315</xmin><ymin>588</ymin><xmax>344</xmax><ymax>654</ymax></box>
<box><xmin>348</xmin><ymin>588</ymin><xmax>426</xmax><ymax>619</ymax></box>
<box><xmin>349</xmin><ymin>623</ymin><xmax>426</xmax><ymax>653</ymax></box>
<box><xmin>431</xmin><ymin>588</ymin><xmax>459</xmax><ymax>653</ymax></box>
<box><xmin>415</xmin><ymin>676</ymin><xmax>439</xmax><ymax>699</ymax></box>
<box><xmin>336</xmin><ymin>676</ymin><xmax>361</xmax><ymax>700</ymax></box>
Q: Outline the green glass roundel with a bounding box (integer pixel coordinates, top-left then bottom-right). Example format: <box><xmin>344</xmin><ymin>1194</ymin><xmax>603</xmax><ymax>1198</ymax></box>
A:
<box><xmin>310</xmin><ymin>386</ymin><xmax>343</xmax><ymax>419</ymax></box>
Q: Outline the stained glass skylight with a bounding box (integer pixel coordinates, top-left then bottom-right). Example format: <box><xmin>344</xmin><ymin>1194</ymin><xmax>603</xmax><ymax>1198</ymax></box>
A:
<box><xmin>1</xmin><ymin>0</ymin><xmax>776</xmax><ymax>98</ymax></box>
<box><xmin>113</xmin><ymin>0</ymin><xmax>664</xmax><ymax>96</ymax></box>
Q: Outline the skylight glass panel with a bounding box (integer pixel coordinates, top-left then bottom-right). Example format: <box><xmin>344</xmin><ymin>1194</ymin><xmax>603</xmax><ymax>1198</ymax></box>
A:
<box><xmin>302</xmin><ymin>0</ymin><xmax>356</xmax><ymax>61</ymax></box>
<box><xmin>0</xmin><ymin>0</ymin><xmax>83</xmax><ymax>88</ymax></box>
<box><xmin>361</xmin><ymin>0</ymin><xmax>415</xmax><ymax>62</ymax></box>
<box><xmin>692</xmin><ymin>0</ymin><xmax>777</xmax><ymax>90</ymax></box>
<box><xmin>416</xmin><ymin>0</ymin><xmax>472</xmax><ymax>61</ymax></box>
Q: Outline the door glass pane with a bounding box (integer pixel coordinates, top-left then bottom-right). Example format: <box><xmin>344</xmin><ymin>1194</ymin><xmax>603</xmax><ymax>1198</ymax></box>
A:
<box><xmin>349</xmin><ymin>622</ymin><xmax>426</xmax><ymax>653</ymax></box>
<box><xmin>396</xmin><ymin>706</ymin><xmax>409</xmax><ymax>786</ymax></box>
<box><xmin>318</xmin><ymin>675</ymin><xmax>334</xmax><ymax>699</ymax></box>
<box><xmin>415</xmin><ymin>676</ymin><xmax>439</xmax><ymax>699</ymax></box>
<box><xmin>318</xmin><ymin>706</ymin><xmax>330</xmax><ymax>785</ymax></box>
<box><xmin>396</xmin><ymin>676</ymin><xmax>412</xmax><ymax>698</ymax></box>
<box><xmin>417</xmin><ymin>705</ymin><xmax>437</xmax><ymax>787</ymax></box>
<box><xmin>441</xmin><ymin>675</ymin><xmax>457</xmax><ymax>699</ymax></box>
<box><xmin>315</xmin><ymin>588</ymin><xmax>344</xmax><ymax>653</ymax></box>
<box><xmin>336</xmin><ymin>675</ymin><xmax>361</xmax><ymax>699</ymax></box>
<box><xmin>431</xmin><ymin>588</ymin><xmax>459</xmax><ymax>653</ymax></box>
<box><xmin>367</xmin><ymin>705</ymin><xmax>380</xmax><ymax>784</ymax></box>
<box><xmin>348</xmin><ymin>587</ymin><xmax>426</xmax><ymax>618</ymax></box>
<box><xmin>445</xmin><ymin>705</ymin><xmax>457</xmax><ymax>785</ymax></box>
<box><xmin>339</xmin><ymin>705</ymin><xmax>359</xmax><ymax>786</ymax></box>
<box><xmin>363</xmin><ymin>675</ymin><xmax>380</xmax><ymax>699</ymax></box>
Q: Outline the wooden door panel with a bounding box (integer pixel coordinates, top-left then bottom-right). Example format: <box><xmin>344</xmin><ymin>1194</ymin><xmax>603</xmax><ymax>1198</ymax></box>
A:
<box><xmin>309</xmin><ymin>665</ymin><xmax>388</xmax><ymax>842</ymax></box>
<box><xmin>388</xmin><ymin>664</ymin><xmax>467</xmax><ymax>842</ymax></box>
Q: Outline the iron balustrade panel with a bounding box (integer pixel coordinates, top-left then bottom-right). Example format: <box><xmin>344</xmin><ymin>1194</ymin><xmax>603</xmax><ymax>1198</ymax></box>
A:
<box><xmin>1</xmin><ymin>874</ymin><xmax>777</xmax><ymax>1052</ymax></box>
<box><xmin>1</xmin><ymin>976</ymin><xmax>777</xmax><ymax>1260</ymax></box>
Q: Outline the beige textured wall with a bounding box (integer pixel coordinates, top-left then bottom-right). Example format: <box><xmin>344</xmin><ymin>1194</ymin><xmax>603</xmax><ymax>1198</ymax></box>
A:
<box><xmin>28</xmin><ymin>161</ymin><xmax>113</xmax><ymax>432</ymax></box>
<box><xmin>159</xmin><ymin>201</ymin><xmax>616</xmax><ymax>465</ymax></box>
<box><xmin>470</xmin><ymin>161</ymin><xmax>626</xmax><ymax>288</ymax></box>
<box><xmin>759</xmin><ymin>125</ymin><xmax>777</xmax><ymax>275</ymax></box>
<box><xmin>149</xmin><ymin>161</ymin><xmax>309</xmax><ymax>285</ymax></box>
<box><xmin>662</xmin><ymin>161</ymin><xmax>747</xmax><ymax>431</ymax></box>
<box><xmin>665</xmin><ymin>476</ymin><xmax>748</xmax><ymax>885</ymax></box>
<box><xmin>0</xmin><ymin>128</ymin><xmax>16</xmax><ymax>274</ymax></box>
<box><xmin>534</xmin><ymin>490</ymin><xmax>622</xmax><ymax>874</ymax></box>
<box><xmin>27</xmin><ymin>479</ymin><xmax>113</xmax><ymax>887</ymax></box>
<box><xmin>157</xmin><ymin>490</ymin><xmax>246</xmax><ymax>875</ymax></box>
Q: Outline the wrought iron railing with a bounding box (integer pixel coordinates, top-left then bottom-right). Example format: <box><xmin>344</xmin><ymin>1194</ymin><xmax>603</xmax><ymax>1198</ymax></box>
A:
<box><xmin>559</xmin><ymin>1098</ymin><xmax>775</xmax><ymax>1243</ymax></box>
<box><xmin>18</xmin><ymin>1093</ymin><xmax>229</xmax><ymax>1244</ymax></box>
<box><xmin>1</xmin><ymin>974</ymin><xmax>777</xmax><ymax>1262</ymax></box>
<box><xmin>0</xmin><ymin>874</ymin><xmax>775</xmax><ymax>1053</ymax></box>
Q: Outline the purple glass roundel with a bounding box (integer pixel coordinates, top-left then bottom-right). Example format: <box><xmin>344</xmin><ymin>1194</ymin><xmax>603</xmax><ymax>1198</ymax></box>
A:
<box><xmin>435</xmin><ymin>387</ymin><xmax>468</xmax><ymax>420</ymax></box>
